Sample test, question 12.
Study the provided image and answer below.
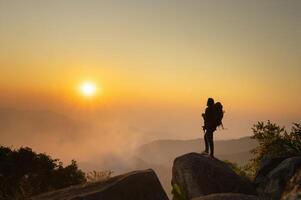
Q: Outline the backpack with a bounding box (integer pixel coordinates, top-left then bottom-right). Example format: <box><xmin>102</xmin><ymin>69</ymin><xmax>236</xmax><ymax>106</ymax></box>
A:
<box><xmin>213</xmin><ymin>102</ymin><xmax>224</xmax><ymax>128</ymax></box>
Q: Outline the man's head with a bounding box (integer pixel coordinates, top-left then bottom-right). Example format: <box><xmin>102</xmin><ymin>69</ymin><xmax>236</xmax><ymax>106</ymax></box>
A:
<box><xmin>207</xmin><ymin>98</ymin><xmax>214</xmax><ymax>106</ymax></box>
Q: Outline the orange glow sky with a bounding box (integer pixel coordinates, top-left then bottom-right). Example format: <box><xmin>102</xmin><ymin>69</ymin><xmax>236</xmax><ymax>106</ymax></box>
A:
<box><xmin>0</xmin><ymin>0</ymin><xmax>300</xmax><ymax>150</ymax></box>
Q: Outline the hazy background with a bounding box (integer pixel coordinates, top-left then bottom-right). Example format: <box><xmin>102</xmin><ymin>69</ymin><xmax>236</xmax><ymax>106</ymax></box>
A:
<box><xmin>0</xmin><ymin>0</ymin><xmax>300</xmax><ymax>178</ymax></box>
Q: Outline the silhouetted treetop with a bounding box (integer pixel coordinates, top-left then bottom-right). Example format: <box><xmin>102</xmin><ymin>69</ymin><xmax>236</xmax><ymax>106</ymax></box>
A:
<box><xmin>0</xmin><ymin>146</ymin><xmax>86</xmax><ymax>199</ymax></box>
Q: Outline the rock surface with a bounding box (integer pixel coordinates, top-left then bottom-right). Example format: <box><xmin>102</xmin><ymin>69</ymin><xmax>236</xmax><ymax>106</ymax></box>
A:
<box><xmin>254</xmin><ymin>156</ymin><xmax>289</xmax><ymax>187</ymax></box>
<box><xmin>31</xmin><ymin>169</ymin><xmax>168</xmax><ymax>200</ymax></box>
<box><xmin>172</xmin><ymin>153</ymin><xmax>257</xmax><ymax>200</ymax></box>
<box><xmin>191</xmin><ymin>193</ymin><xmax>259</xmax><ymax>200</ymax></box>
<box><xmin>281</xmin><ymin>167</ymin><xmax>301</xmax><ymax>200</ymax></box>
<box><xmin>256</xmin><ymin>156</ymin><xmax>301</xmax><ymax>200</ymax></box>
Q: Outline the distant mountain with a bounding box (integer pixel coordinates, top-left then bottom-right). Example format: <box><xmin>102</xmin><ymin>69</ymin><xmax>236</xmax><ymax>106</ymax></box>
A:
<box><xmin>134</xmin><ymin>137</ymin><xmax>258</xmax><ymax>196</ymax></box>
<box><xmin>136</xmin><ymin>136</ymin><xmax>257</xmax><ymax>166</ymax></box>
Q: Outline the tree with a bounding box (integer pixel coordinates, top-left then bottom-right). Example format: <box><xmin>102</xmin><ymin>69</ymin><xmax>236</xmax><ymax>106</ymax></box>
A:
<box><xmin>0</xmin><ymin>146</ymin><xmax>86</xmax><ymax>199</ymax></box>
<box><xmin>247</xmin><ymin>121</ymin><xmax>301</xmax><ymax>177</ymax></box>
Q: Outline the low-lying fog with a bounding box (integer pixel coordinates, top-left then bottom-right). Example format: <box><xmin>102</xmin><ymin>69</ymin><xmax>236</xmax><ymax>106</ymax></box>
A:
<box><xmin>1</xmin><ymin>106</ymin><xmax>297</xmax><ymax>174</ymax></box>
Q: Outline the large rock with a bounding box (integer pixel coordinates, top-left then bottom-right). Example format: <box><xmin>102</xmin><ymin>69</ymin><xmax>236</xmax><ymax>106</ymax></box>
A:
<box><xmin>172</xmin><ymin>153</ymin><xmax>256</xmax><ymax>200</ymax></box>
<box><xmin>281</xmin><ymin>167</ymin><xmax>301</xmax><ymax>200</ymax></box>
<box><xmin>31</xmin><ymin>169</ymin><xmax>168</xmax><ymax>200</ymax></box>
<box><xmin>254</xmin><ymin>156</ymin><xmax>289</xmax><ymax>187</ymax></box>
<box><xmin>257</xmin><ymin>156</ymin><xmax>301</xmax><ymax>200</ymax></box>
<box><xmin>191</xmin><ymin>193</ymin><xmax>259</xmax><ymax>200</ymax></box>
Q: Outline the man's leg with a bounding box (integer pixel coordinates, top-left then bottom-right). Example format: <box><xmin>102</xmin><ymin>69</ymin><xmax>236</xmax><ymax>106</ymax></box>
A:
<box><xmin>207</xmin><ymin>130</ymin><xmax>214</xmax><ymax>156</ymax></box>
<box><xmin>204</xmin><ymin>131</ymin><xmax>209</xmax><ymax>153</ymax></box>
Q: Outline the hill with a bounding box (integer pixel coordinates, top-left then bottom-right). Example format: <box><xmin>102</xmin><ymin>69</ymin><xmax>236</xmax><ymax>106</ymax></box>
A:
<box><xmin>136</xmin><ymin>136</ymin><xmax>257</xmax><ymax>166</ymax></box>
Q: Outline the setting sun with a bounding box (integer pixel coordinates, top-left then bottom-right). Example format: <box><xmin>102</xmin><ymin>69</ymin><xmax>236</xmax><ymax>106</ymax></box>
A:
<box><xmin>80</xmin><ymin>81</ymin><xmax>97</xmax><ymax>97</ymax></box>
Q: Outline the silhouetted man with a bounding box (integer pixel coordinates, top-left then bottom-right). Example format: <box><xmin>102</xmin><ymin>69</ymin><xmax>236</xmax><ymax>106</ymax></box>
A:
<box><xmin>202</xmin><ymin>98</ymin><xmax>216</xmax><ymax>157</ymax></box>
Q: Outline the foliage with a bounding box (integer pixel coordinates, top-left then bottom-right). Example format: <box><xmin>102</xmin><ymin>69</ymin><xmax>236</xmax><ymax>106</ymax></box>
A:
<box><xmin>171</xmin><ymin>183</ymin><xmax>187</xmax><ymax>200</ymax></box>
<box><xmin>223</xmin><ymin>122</ymin><xmax>301</xmax><ymax>180</ymax></box>
<box><xmin>0</xmin><ymin>146</ymin><xmax>86</xmax><ymax>199</ymax></box>
<box><xmin>86</xmin><ymin>170</ymin><xmax>113</xmax><ymax>182</ymax></box>
<box><xmin>248</xmin><ymin>121</ymin><xmax>301</xmax><ymax>177</ymax></box>
<box><xmin>224</xmin><ymin>160</ymin><xmax>252</xmax><ymax>181</ymax></box>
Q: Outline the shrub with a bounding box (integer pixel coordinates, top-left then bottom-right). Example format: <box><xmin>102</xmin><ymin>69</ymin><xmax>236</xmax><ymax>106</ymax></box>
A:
<box><xmin>0</xmin><ymin>146</ymin><xmax>86</xmax><ymax>199</ymax></box>
<box><xmin>224</xmin><ymin>160</ymin><xmax>252</xmax><ymax>181</ymax></box>
<box><xmin>248</xmin><ymin>121</ymin><xmax>301</xmax><ymax>177</ymax></box>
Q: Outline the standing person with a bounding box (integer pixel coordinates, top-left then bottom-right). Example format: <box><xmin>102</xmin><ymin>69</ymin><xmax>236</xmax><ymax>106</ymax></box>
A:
<box><xmin>202</xmin><ymin>98</ymin><xmax>216</xmax><ymax>157</ymax></box>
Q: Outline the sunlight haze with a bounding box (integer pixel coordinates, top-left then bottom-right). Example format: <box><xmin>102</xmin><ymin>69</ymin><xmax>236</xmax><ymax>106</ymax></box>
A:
<box><xmin>0</xmin><ymin>0</ymin><xmax>300</xmax><ymax>169</ymax></box>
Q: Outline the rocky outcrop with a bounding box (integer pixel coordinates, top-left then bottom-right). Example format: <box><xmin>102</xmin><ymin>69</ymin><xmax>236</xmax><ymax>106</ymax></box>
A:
<box><xmin>172</xmin><ymin>153</ymin><xmax>256</xmax><ymax>200</ymax></box>
<box><xmin>281</xmin><ymin>167</ymin><xmax>301</xmax><ymax>200</ymax></box>
<box><xmin>254</xmin><ymin>156</ymin><xmax>289</xmax><ymax>187</ymax></box>
<box><xmin>191</xmin><ymin>193</ymin><xmax>259</xmax><ymax>200</ymax></box>
<box><xmin>31</xmin><ymin>169</ymin><xmax>168</xmax><ymax>200</ymax></box>
<box><xmin>256</xmin><ymin>156</ymin><xmax>301</xmax><ymax>200</ymax></box>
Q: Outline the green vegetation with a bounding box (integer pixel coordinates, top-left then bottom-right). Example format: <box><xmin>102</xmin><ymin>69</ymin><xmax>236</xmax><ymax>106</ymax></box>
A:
<box><xmin>228</xmin><ymin>121</ymin><xmax>301</xmax><ymax>179</ymax></box>
<box><xmin>0</xmin><ymin>146</ymin><xmax>86</xmax><ymax>199</ymax></box>
<box><xmin>171</xmin><ymin>183</ymin><xmax>187</xmax><ymax>200</ymax></box>
<box><xmin>224</xmin><ymin>160</ymin><xmax>252</xmax><ymax>181</ymax></box>
<box><xmin>248</xmin><ymin>121</ymin><xmax>301</xmax><ymax>177</ymax></box>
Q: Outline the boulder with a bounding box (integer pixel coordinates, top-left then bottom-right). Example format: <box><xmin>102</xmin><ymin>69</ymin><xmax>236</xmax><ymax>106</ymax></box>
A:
<box><xmin>31</xmin><ymin>169</ymin><xmax>168</xmax><ymax>200</ymax></box>
<box><xmin>191</xmin><ymin>193</ymin><xmax>259</xmax><ymax>200</ymax></box>
<box><xmin>254</xmin><ymin>156</ymin><xmax>289</xmax><ymax>187</ymax></box>
<box><xmin>171</xmin><ymin>153</ymin><xmax>256</xmax><ymax>200</ymax></box>
<box><xmin>257</xmin><ymin>156</ymin><xmax>301</xmax><ymax>200</ymax></box>
<box><xmin>281</xmin><ymin>167</ymin><xmax>301</xmax><ymax>200</ymax></box>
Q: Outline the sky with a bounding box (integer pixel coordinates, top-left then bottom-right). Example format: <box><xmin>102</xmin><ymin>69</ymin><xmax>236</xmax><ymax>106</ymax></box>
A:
<box><xmin>0</xmin><ymin>0</ymin><xmax>301</xmax><ymax>164</ymax></box>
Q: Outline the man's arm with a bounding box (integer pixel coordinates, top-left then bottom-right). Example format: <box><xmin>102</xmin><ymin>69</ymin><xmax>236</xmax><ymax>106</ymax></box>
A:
<box><xmin>203</xmin><ymin>108</ymin><xmax>209</xmax><ymax>130</ymax></box>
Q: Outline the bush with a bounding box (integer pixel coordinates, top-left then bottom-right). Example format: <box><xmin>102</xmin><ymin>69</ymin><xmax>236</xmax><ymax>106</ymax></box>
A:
<box><xmin>0</xmin><ymin>146</ymin><xmax>86</xmax><ymax>199</ymax></box>
<box><xmin>224</xmin><ymin>160</ymin><xmax>252</xmax><ymax>181</ymax></box>
<box><xmin>248</xmin><ymin>121</ymin><xmax>301</xmax><ymax>177</ymax></box>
